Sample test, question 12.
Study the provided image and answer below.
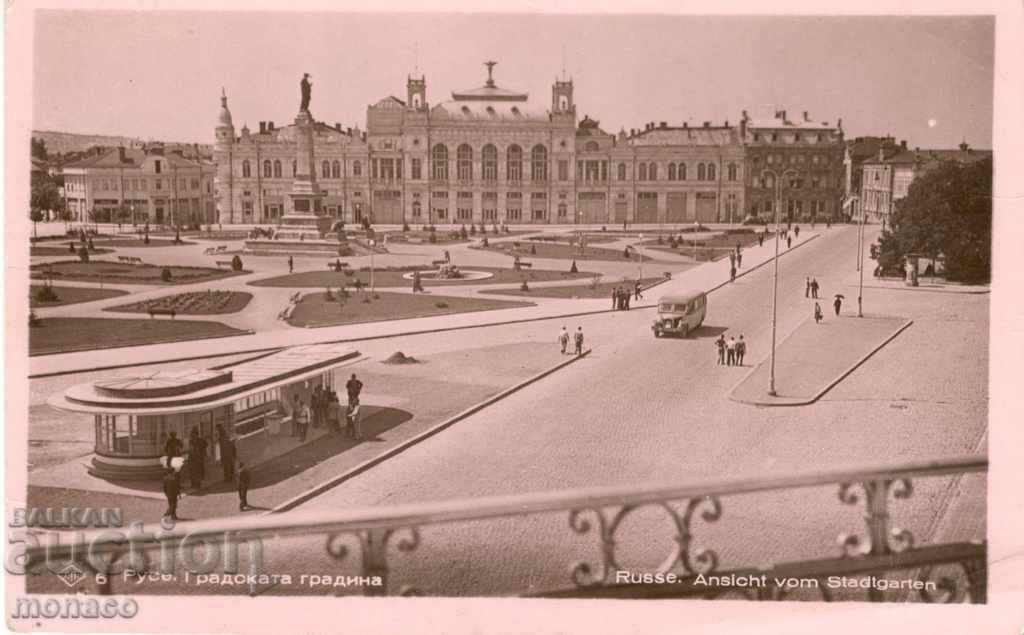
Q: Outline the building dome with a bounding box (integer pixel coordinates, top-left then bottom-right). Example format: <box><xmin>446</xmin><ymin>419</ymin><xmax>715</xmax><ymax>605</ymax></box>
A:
<box><xmin>217</xmin><ymin>90</ymin><xmax>234</xmax><ymax>128</ymax></box>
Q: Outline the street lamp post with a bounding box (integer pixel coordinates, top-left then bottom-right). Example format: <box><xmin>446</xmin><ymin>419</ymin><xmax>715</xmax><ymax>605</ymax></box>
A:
<box><xmin>858</xmin><ymin>199</ymin><xmax>867</xmax><ymax>318</ymax></box>
<box><xmin>637</xmin><ymin>233</ymin><xmax>644</xmax><ymax>282</ymax></box>
<box><xmin>763</xmin><ymin>168</ymin><xmax>798</xmax><ymax>397</ymax></box>
<box><xmin>369</xmin><ymin>239</ymin><xmax>376</xmax><ymax>294</ymax></box>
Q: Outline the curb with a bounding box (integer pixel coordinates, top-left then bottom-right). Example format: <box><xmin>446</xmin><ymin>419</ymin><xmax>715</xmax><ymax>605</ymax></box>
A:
<box><xmin>729</xmin><ymin>317</ymin><xmax>914</xmax><ymax>407</ymax></box>
<box><xmin>268</xmin><ymin>348</ymin><xmax>592</xmax><ymax>513</ymax></box>
<box><xmin>28</xmin><ymin>233</ymin><xmax>820</xmax><ymax>378</ymax></box>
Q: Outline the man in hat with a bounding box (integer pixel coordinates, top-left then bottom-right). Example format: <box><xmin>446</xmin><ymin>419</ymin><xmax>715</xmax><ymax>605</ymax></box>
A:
<box><xmin>574</xmin><ymin>326</ymin><xmax>585</xmax><ymax>355</ymax></box>
<box><xmin>559</xmin><ymin>326</ymin><xmax>570</xmax><ymax>355</ymax></box>
<box><xmin>736</xmin><ymin>335</ymin><xmax>747</xmax><ymax>366</ymax></box>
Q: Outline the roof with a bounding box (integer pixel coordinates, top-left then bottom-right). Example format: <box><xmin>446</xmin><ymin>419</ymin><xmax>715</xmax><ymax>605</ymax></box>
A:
<box><xmin>61</xmin><ymin>147</ymin><xmax>204</xmax><ymax>170</ymax></box>
<box><xmin>49</xmin><ymin>343</ymin><xmax>362</xmax><ymax>416</ymax></box>
<box><xmin>431</xmin><ymin>100</ymin><xmax>549</xmax><ymax>123</ymax></box>
<box><xmin>861</xmin><ymin>148</ymin><xmax>992</xmax><ymax>167</ymax></box>
<box><xmin>630</xmin><ymin>127</ymin><xmax>738</xmax><ymax>147</ymax></box>
<box><xmin>745</xmin><ymin>114</ymin><xmax>836</xmax><ymax>131</ymax></box>
<box><xmin>658</xmin><ymin>290</ymin><xmax>706</xmax><ymax>303</ymax></box>
<box><xmin>451</xmin><ymin>85</ymin><xmax>529</xmax><ymax>102</ymax></box>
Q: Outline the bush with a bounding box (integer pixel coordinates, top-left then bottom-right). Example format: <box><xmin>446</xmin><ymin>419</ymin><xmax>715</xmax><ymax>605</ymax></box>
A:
<box><xmin>623</xmin><ymin>247</ymin><xmax>631</xmax><ymax>259</ymax></box>
<box><xmin>569</xmin><ymin>259</ymin><xmax>578</xmax><ymax>274</ymax></box>
<box><xmin>469</xmin><ymin>224</ymin><xmax>477</xmax><ymax>235</ymax></box>
<box><xmin>481</xmin><ymin>237</ymin><xmax>489</xmax><ymax>247</ymax></box>
<box><xmin>402</xmin><ymin>222</ymin><xmax>410</xmax><ymax>231</ymax></box>
<box><xmin>77</xmin><ymin>246</ymin><xmax>90</xmax><ymax>263</ymax></box>
<box><xmin>372</xmin><ymin>293</ymin><xmax>380</xmax><ymax>300</ymax></box>
<box><xmin>231</xmin><ymin>255</ymin><xmax>243</xmax><ymax>271</ymax></box>
<box><xmin>657</xmin><ymin>235</ymin><xmax>664</xmax><ymax>244</ymax></box>
<box><xmin>434</xmin><ymin>301</ymin><xmax>449</xmax><ymax>308</ymax></box>
<box><xmin>29</xmin><ymin>310</ymin><xmax>40</xmax><ymax>327</ymax></box>
<box><xmin>669</xmin><ymin>236</ymin><xmax>679</xmax><ymax>248</ymax></box>
<box><xmin>492</xmin><ymin>224</ymin><xmax>499</xmax><ymax>234</ymax></box>
<box><xmin>520</xmin><ymin>280</ymin><xmax>530</xmax><ymax>292</ymax></box>
<box><xmin>324</xmin><ymin>287</ymin><xmax>334</xmax><ymax>301</ymax></box>
<box><xmin>69</xmin><ymin>242</ymin><xmax>77</xmax><ymax>254</ymax></box>
<box><xmin>87</xmin><ymin>238</ymin><xmax>95</xmax><ymax>250</ymax></box>
<box><xmin>160</xmin><ymin>267</ymin><xmax>173</xmax><ymax>282</ymax></box>
<box><xmin>530</xmin><ymin>243</ymin><xmax>537</xmax><ymax>255</ymax></box>
<box><xmin>428</xmin><ymin>232</ymin><xmax>438</xmax><ymax>244</ymax></box>
<box><xmin>34</xmin><ymin>285</ymin><xmax>60</xmax><ymax>303</ymax></box>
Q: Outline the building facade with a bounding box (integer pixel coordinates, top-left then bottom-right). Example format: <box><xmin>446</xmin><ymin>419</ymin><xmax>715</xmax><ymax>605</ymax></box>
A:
<box><xmin>215</xmin><ymin>66</ymin><xmax>844</xmax><ymax>226</ymax></box>
<box><xmin>859</xmin><ymin>142</ymin><xmax>992</xmax><ymax>224</ymax></box>
<box><xmin>62</xmin><ymin>145</ymin><xmax>215</xmax><ymax>225</ymax></box>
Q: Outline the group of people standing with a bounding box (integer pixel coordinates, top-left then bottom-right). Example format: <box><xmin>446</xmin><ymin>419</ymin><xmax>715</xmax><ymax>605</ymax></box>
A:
<box><xmin>715</xmin><ymin>334</ymin><xmax>747</xmax><ymax>366</ymax></box>
<box><xmin>805</xmin><ymin>275</ymin><xmax>843</xmax><ymax>324</ymax></box>
<box><xmin>161</xmin><ymin>425</ymin><xmax>251</xmax><ymax>520</ymax></box>
<box><xmin>559</xmin><ymin>326</ymin><xmax>585</xmax><ymax>356</ymax></box>
<box><xmin>612</xmin><ymin>281</ymin><xmax>643</xmax><ymax>311</ymax></box>
<box><xmin>728</xmin><ymin>243</ymin><xmax>744</xmax><ymax>282</ymax></box>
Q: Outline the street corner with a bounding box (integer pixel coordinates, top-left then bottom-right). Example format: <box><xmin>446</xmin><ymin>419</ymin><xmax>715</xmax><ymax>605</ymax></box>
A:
<box><xmin>728</xmin><ymin>314</ymin><xmax>913</xmax><ymax>407</ymax></box>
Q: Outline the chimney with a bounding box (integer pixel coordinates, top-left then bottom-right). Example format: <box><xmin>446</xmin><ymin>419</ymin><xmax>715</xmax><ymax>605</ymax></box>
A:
<box><xmin>630</xmin><ymin>128</ymin><xmax>636</xmax><ymax>136</ymax></box>
<box><xmin>781</xmin><ymin>110</ymin><xmax>787</xmax><ymax>122</ymax></box>
<box><xmin>118</xmin><ymin>146</ymin><xmax>126</xmax><ymax>163</ymax></box>
<box><xmin>724</xmin><ymin>120</ymin><xmax>729</xmax><ymax>127</ymax></box>
<box><xmin>259</xmin><ymin>121</ymin><xmax>266</xmax><ymax>134</ymax></box>
<box><xmin>703</xmin><ymin>121</ymin><xmax>710</xmax><ymax>128</ymax></box>
<box><xmin>347</xmin><ymin>127</ymin><xmax>353</xmax><ymax>135</ymax></box>
<box><xmin>900</xmin><ymin>140</ymin><xmax>907</xmax><ymax>150</ymax></box>
<box><xmin>268</xmin><ymin>121</ymin><xmax>275</xmax><ymax>131</ymax></box>
<box><xmin>659</xmin><ymin>121</ymin><xmax>667</xmax><ymax>129</ymax></box>
<box><xmin>682</xmin><ymin>122</ymin><xmax>688</xmax><ymax>128</ymax></box>
<box><xmin>740</xmin><ymin>116</ymin><xmax>747</xmax><ymax>138</ymax></box>
<box><xmin>803</xmin><ymin>111</ymin><xmax>809</xmax><ymax>122</ymax></box>
<box><xmin>335</xmin><ymin>123</ymin><xmax>342</xmax><ymax>131</ymax></box>
<box><xmin>742</xmin><ymin>109</ymin><xmax>749</xmax><ymax>120</ymax></box>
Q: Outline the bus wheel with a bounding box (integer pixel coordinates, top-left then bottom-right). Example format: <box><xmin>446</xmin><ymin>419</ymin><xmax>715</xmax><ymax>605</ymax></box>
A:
<box><xmin>679</xmin><ymin>325</ymin><xmax>689</xmax><ymax>338</ymax></box>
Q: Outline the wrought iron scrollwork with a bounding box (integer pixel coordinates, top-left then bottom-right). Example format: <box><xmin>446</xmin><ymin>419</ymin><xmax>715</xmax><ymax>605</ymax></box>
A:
<box><xmin>836</xmin><ymin>478</ymin><xmax>916</xmax><ymax>557</ymax></box>
<box><xmin>568</xmin><ymin>496</ymin><xmax>722</xmax><ymax>588</ymax></box>
<box><xmin>325</xmin><ymin>526</ymin><xmax>422</xmax><ymax>595</ymax></box>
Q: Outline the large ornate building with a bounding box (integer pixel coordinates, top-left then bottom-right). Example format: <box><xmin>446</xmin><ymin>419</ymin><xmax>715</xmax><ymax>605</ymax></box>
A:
<box><xmin>214</xmin><ymin>65</ymin><xmax>845</xmax><ymax>226</ymax></box>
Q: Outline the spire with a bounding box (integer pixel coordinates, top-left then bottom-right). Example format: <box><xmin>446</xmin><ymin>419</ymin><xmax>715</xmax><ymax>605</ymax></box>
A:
<box><xmin>217</xmin><ymin>87</ymin><xmax>234</xmax><ymax>128</ymax></box>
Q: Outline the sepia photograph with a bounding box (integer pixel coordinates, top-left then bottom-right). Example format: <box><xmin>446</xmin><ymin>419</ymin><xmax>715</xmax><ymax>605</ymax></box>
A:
<box><xmin>4</xmin><ymin>2</ymin><xmax>1022</xmax><ymax>633</ymax></box>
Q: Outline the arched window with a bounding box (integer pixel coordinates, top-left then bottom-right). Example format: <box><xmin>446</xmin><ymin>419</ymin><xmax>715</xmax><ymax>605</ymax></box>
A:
<box><xmin>242</xmin><ymin>160</ymin><xmax>251</xmax><ymax>178</ymax></box>
<box><xmin>332</xmin><ymin>160</ymin><xmax>341</xmax><ymax>178</ymax></box>
<box><xmin>273</xmin><ymin>160</ymin><xmax>282</xmax><ymax>178</ymax></box>
<box><xmin>585</xmin><ymin>141</ymin><xmax>599</xmax><ymax>152</ymax></box>
<box><xmin>617</xmin><ymin>163</ymin><xmax>627</xmax><ymax>181</ymax></box>
<box><xmin>638</xmin><ymin>163</ymin><xmax>647</xmax><ymax>181</ymax></box>
<box><xmin>765</xmin><ymin>173</ymin><xmax>775</xmax><ymax>189</ymax></box>
<box><xmin>353</xmin><ymin>160</ymin><xmax>362</xmax><ymax>177</ymax></box>
<box><xmin>412</xmin><ymin>200</ymin><xmax>422</xmax><ymax>217</ymax></box>
<box><xmin>697</xmin><ymin>163</ymin><xmax>706</xmax><ymax>181</ymax></box>
<box><xmin>707</xmin><ymin>163</ymin><xmax>716</xmax><ymax>181</ymax></box>
<box><xmin>668</xmin><ymin>163</ymin><xmax>676</xmax><ymax>181</ymax></box>
<box><xmin>432</xmin><ymin>144</ymin><xmax>448</xmax><ymax>181</ymax></box>
<box><xmin>531</xmin><ymin>145</ymin><xmax>548</xmax><ymax>181</ymax></box>
<box><xmin>457</xmin><ymin>144</ymin><xmax>473</xmax><ymax>181</ymax></box>
<box><xmin>678</xmin><ymin>163</ymin><xmax>687</xmax><ymax>181</ymax></box>
<box><xmin>507</xmin><ymin>145</ymin><xmax>522</xmax><ymax>182</ymax></box>
<box><xmin>322</xmin><ymin>161</ymin><xmax>330</xmax><ymax>179</ymax></box>
<box><xmin>649</xmin><ymin>162</ymin><xmax>657</xmax><ymax>181</ymax></box>
<box><xmin>482</xmin><ymin>144</ymin><xmax>497</xmax><ymax>181</ymax></box>
<box><xmin>728</xmin><ymin>163</ymin><xmax>737</xmax><ymax>181</ymax></box>
<box><xmin>263</xmin><ymin>160</ymin><xmax>272</xmax><ymax>178</ymax></box>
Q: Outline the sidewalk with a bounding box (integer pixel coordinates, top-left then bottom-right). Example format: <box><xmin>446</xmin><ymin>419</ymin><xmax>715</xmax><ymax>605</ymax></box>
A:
<box><xmin>730</xmin><ymin>312</ymin><xmax>912</xmax><ymax>406</ymax></box>
<box><xmin>28</xmin><ymin>227</ymin><xmax>830</xmax><ymax>377</ymax></box>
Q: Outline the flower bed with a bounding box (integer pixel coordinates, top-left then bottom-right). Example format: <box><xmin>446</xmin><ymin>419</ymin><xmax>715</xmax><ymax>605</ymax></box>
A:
<box><xmin>106</xmin><ymin>291</ymin><xmax>253</xmax><ymax>315</ymax></box>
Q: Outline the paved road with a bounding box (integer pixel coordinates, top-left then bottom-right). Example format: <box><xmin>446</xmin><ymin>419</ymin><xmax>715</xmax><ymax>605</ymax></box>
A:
<box><xmin>241</xmin><ymin>225</ymin><xmax>985</xmax><ymax>596</ymax></box>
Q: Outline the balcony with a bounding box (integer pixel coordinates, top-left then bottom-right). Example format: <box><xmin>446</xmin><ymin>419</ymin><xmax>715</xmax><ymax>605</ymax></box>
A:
<box><xmin>23</xmin><ymin>455</ymin><xmax>985</xmax><ymax>601</ymax></box>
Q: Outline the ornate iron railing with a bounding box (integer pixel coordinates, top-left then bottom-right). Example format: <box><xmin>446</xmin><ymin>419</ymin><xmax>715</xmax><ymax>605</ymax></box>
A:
<box><xmin>21</xmin><ymin>455</ymin><xmax>986</xmax><ymax>601</ymax></box>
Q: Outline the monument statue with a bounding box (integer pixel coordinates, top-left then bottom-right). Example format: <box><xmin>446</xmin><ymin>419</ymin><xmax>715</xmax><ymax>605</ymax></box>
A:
<box><xmin>300</xmin><ymin>73</ymin><xmax>312</xmax><ymax>112</ymax></box>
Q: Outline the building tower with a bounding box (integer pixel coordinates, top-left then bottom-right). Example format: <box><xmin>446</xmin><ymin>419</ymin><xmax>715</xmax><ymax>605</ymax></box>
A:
<box><xmin>214</xmin><ymin>88</ymin><xmax>235</xmax><ymax>224</ymax></box>
<box><xmin>552</xmin><ymin>78</ymin><xmax>574</xmax><ymax>115</ymax></box>
<box><xmin>407</xmin><ymin>76</ymin><xmax>427</xmax><ymax>111</ymax></box>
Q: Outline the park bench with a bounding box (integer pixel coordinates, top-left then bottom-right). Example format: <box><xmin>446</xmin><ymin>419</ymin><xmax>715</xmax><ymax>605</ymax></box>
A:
<box><xmin>203</xmin><ymin>247</ymin><xmax>217</xmax><ymax>255</ymax></box>
<box><xmin>117</xmin><ymin>256</ymin><xmax>144</xmax><ymax>265</ymax></box>
<box><xmin>327</xmin><ymin>261</ymin><xmax>350</xmax><ymax>272</ymax></box>
<box><xmin>215</xmin><ymin>260</ymin><xmax>233</xmax><ymax>268</ymax></box>
<box><xmin>147</xmin><ymin>308</ymin><xmax>176</xmax><ymax>319</ymax></box>
<box><xmin>431</xmin><ymin>259</ymin><xmax>451</xmax><ymax>266</ymax></box>
<box><xmin>513</xmin><ymin>261</ymin><xmax>533</xmax><ymax>270</ymax></box>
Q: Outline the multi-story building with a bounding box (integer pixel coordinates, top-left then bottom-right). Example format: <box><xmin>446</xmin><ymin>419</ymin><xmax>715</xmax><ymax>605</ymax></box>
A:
<box><xmin>214</xmin><ymin>66</ymin><xmax>841</xmax><ymax>226</ymax></box>
<box><xmin>742</xmin><ymin>110</ymin><xmax>845</xmax><ymax>224</ymax></box>
<box><xmin>842</xmin><ymin>136</ymin><xmax>903</xmax><ymax>220</ymax></box>
<box><xmin>61</xmin><ymin>145</ymin><xmax>215</xmax><ymax>225</ymax></box>
<box><xmin>859</xmin><ymin>142</ymin><xmax>992</xmax><ymax>224</ymax></box>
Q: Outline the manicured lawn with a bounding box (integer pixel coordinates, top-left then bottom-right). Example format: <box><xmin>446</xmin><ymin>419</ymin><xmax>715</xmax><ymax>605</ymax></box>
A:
<box><xmin>29</xmin><ymin>285</ymin><xmax>128</xmax><ymax>308</ymax></box>
<box><xmin>31</xmin><ymin>246</ymin><xmax>113</xmax><ymax>257</ymax></box>
<box><xmin>378</xmin><ymin>229</ymin><xmax>533</xmax><ymax>245</ymax></box>
<box><xmin>287</xmin><ymin>290</ymin><xmax>533</xmax><ymax>328</ymax></box>
<box><xmin>93</xmin><ymin>238</ymin><xmax>195</xmax><ymax>247</ymax></box>
<box><xmin>29</xmin><ymin>318</ymin><xmax>249</xmax><ymax>356</ymax></box>
<box><xmin>106</xmin><ymin>291</ymin><xmax>253</xmax><ymax>315</ymax></box>
<box><xmin>249</xmin><ymin>265</ymin><xmax>594</xmax><ymax>288</ymax></box>
<box><xmin>645</xmin><ymin>230</ymin><xmax>762</xmax><ymax>261</ymax></box>
<box><xmin>476</xmin><ymin>240</ymin><xmax>666</xmax><ymax>263</ymax></box>
<box><xmin>30</xmin><ymin>260</ymin><xmax>246</xmax><ymax>285</ymax></box>
<box><xmin>478</xmin><ymin>276</ymin><xmax>671</xmax><ymax>299</ymax></box>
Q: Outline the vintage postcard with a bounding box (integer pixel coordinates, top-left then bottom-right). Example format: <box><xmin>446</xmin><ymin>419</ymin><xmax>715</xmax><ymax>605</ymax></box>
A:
<box><xmin>4</xmin><ymin>1</ymin><xmax>1023</xmax><ymax>633</ymax></box>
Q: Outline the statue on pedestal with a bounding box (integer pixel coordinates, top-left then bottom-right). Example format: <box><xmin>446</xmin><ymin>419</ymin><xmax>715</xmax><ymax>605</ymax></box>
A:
<box><xmin>300</xmin><ymin>73</ymin><xmax>312</xmax><ymax>112</ymax></box>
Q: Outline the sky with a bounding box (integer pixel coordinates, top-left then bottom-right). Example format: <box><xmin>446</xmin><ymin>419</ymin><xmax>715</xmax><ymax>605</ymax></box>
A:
<box><xmin>32</xmin><ymin>12</ymin><xmax>994</xmax><ymax>149</ymax></box>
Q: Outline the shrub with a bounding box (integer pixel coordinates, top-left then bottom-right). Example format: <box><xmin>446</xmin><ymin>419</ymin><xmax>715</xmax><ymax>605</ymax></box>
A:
<box><xmin>160</xmin><ymin>267</ymin><xmax>173</xmax><ymax>282</ymax></box>
<box><xmin>530</xmin><ymin>244</ymin><xmax>537</xmax><ymax>255</ymax></box>
<box><xmin>601</xmin><ymin>225</ymin><xmax>607</xmax><ymax>232</ymax></box>
<box><xmin>362</xmin><ymin>297</ymin><xmax>371</xmax><ymax>304</ymax></box>
<box><xmin>324</xmin><ymin>287</ymin><xmax>334</xmax><ymax>301</ymax></box>
<box><xmin>623</xmin><ymin>247</ymin><xmax>631</xmax><ymax>259</ymax></box>
<box><xmin>29</xmin><ymin>310</ymin><xmax>40</xmax><ymax>327</ymax></box>
<box><xmin>434</xmin><ymin>301</ymin><xmax>449</xmax><ymax>308</ymax></box>
<box><xmin>87</xmin><ymin>238</ymin><xmax>95</xmax><ymax>251</ymax></box>
<box><xmin>469</xmin><ymin>224</ymin><xmax>477</xmax><ymax>235</ymax></box>
<box><xmin>231</xmin><ymin>255</ymin><xmax>243</xmax><ymax>271</ymax></box>
<box><xmin>77</xmin><ymin>246</ymin><xmax>90</xmax><ymax>263</ymax></box>
<box><xmin>481</xmin><ymin>237</ymin><xmax>489</xmax><ymax>247</ymax></box>
<box><xmin>657</xmin><ymin>235</ymin><xmax>664</xmax><ymax>244</ymax></box>
<box><xmin>492</xmin><ymin>224</ymin><xmax>499</xmax><ymax>234</ymax></box>
<box><xmin>520</xmin><ymin>280</ymin><xmax>530</xmax><ymax>292</ymax></box>
<box><xmin>569</xmin><ymin>259</ymin><xmax>578</xmax><ymax>274</ymax></box>
<box><xmin>504</xmin><ymin>225</ymin><xmax>511</xmax><ymax>234</ymax></box>
<box><xmin>69</xmin><ymin>242</ymin><xmax>76</xmax><ymax>254</ymax></box>
<box><xmin>34</xmin><ymin>285</ymin><xmax>60</xmax><ymax>303</ymax></box>
<box><xmin>402</xmin><ymin>222</ymin><xmax>410</xmax><ymax>231</ymax></box>
<box><xmin>428</xmin><ymin>232</ymin><xmax>437</xmax><ymax>244</ymax></box>
<box><xmin>372</xmin><ymin>293</ymin><xmax>380</xmax><ymax>300</ymax></box>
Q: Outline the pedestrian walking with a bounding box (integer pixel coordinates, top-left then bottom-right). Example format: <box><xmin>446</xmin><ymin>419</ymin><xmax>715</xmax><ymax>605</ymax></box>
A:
<box><xmin>730</xmin><ymin>264</ymin><xmax>737</xmax><ymax>282</ymax></box>
<box><xmin>611</xmin><ymin>287</ymin><xmax>618</xmax><ymax>310</ymax></box>
<box><xmin>758</xmin><ymin>233</ymin><xmax>764</xmax><ymax>247</ymax></box>
<box><xmin>574</xmin><ymin>326</ymin><xmax>585</xmax><ymax>355</ymax></box>
<box><xmin>729</xmin><ymin>251</ymin><xmax>736</xmax><ymax>268</ymax></box>
<box><xmin>736</xmin><ymin>335</ymin><xmax>746</xmax><ymax>366</ymax></box>
<box><xmin>164</xmin><ymin>431</ymin><xmax>182</xmax><ymax>461</ymax></box>
<box><xmin>794</xmin><ymin>225</ymin><xmax>800</xmax><ymax>238</ymax></box>
<box><xmin>726</xmin><ymin>336</ymin><xmax>737</xmax><ymax>366</ymax></box>
<box><xmin>559</xmin><ymin>326</ymin><xmax>570</xmax><ymax>355</ymax></box>
<box><xmin>237</xmin><ymin>462</ymin><xmax>251</xmax><ymax>511</ymax></box>
<box><xmin>288</xmin><ymin>256</ymin><xmax>294</xmax><ymax>273</ymax></box>
<box><xmin>805</xmin><ymin>276</ymin><xmax>811</xmax><ymax>298</ymax></box>
<box><xmin>634</xmin><ymin>280</ymin><xmax>643</xmax><ymax>301</ymax></box>
<box><xmin>294</xmin><ymin>397</ymin><xmax>310</xmax><ymax>442</ymax></box>
<box><xmin>715</xmin><ymin>334</ymin><xmax>726</xmax><ymax>365</ymax></box>
<box><xmin>162</xmin><ymin>467</ymin><xmax>181</xmax><ymax>521</ymax></box>
<box><xmin>346</xmin><ymin>373</ymin><xmax>364</xmax><ymax>406</ymax></box>
<box><xmin>187</xmin><ymin>428</ymin><xmax>206</xmax><ymax>490</ymax></box>
<box><xmin>736</xmin><ymin>252</ymin><xmax>742</xmax><ymax>268</ymax></box>
<box><xmin>623</xmin><ymin>290</ymin><xmax>631</xmax><ymax>310</ymax></box>
<box><xmin>814</xmin><ymin>302</ymin><xmax>823</xmax><ymax>324</ymax></box>
<box><xmin>833</xmin><ymin>295</ymin><xmax>843</xmax><ymax>316</ymax></box>
<box><xmin>811</xmin><ymin>277</ymin><xmax>820</xmax><ymax>299</ymax></box>
<box><xmin>787</xmin><ymin>235</ymin><xmax>792</xmax><ymax>249</ymax></box>
<box><xmin>346</xmin><ymin>403</ymin><xmax>362</xmax><ymax>440</ymax></box>
<box><xmin>217</xmin><ymin>425</ymin><xmax>236</xmax><ymax>482</ymax></box>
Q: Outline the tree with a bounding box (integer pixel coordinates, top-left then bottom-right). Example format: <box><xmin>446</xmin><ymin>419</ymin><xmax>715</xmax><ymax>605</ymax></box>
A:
<box><xmin>31</xmin><ymin>137</ymin><xmax>48</xmax><ymax>161</ymax></box>
<box><xmin>873</xmin><ymin>157</ymin><xmax>992</xmax><ymax>283</ymax></box>
<box><xmin>30</xmin><ymin>172</ymin><xmax>60</xmax><ymax>235</ymax></box>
